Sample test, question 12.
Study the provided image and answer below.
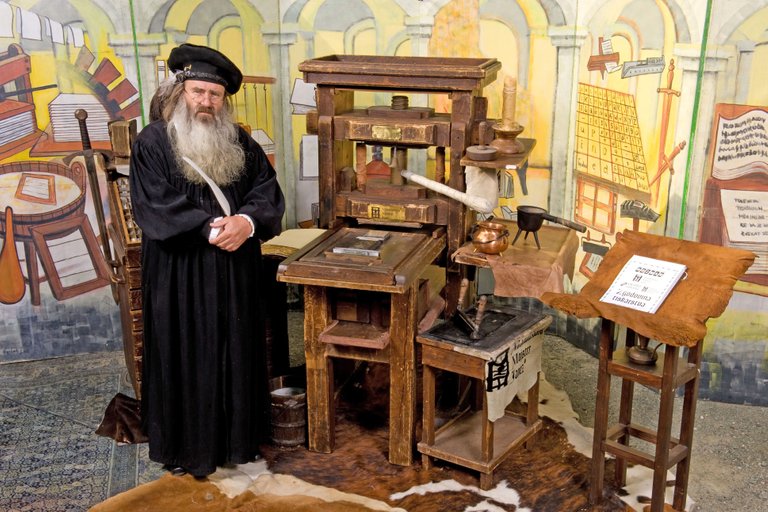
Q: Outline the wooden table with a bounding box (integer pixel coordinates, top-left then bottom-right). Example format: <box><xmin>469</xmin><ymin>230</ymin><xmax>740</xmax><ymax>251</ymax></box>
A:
<box><xmin>453</xmin><ymin>223</ymin><xmax>579</xmax><ymax>298</ymax></box>
<box><xmin>277</xmin><ymin>226</ymin><xmax>445</xmax><ymax>465</ymax></box>
<box><xmin>417</xmin><ymin>306</ymin><xmax>551</xmax><ymax>488</ymax></box>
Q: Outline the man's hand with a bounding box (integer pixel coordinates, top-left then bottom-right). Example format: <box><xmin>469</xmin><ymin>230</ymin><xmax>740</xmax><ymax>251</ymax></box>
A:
<box><xmin>208</xmin><ymin>215</ymin><xmax>251</xmax><ymax>251</ymax></box>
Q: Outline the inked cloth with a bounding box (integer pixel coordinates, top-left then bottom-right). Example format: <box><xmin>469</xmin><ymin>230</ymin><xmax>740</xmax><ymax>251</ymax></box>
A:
<box><xmin>541</xmin><ymin>230</ymin><xmax>755</xmax><ymax>347</ymax></box>
<box><xmin>95</xmin><ymin>393</ymin><xmax>148</xmax><ymax>444</ymax></box>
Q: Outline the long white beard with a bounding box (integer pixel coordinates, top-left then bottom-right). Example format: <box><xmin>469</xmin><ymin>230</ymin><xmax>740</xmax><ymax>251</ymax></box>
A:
<box><xmin>168</xmin><ymin>100</ymin><xmax>246</xmax><ymax>186</ymax></box>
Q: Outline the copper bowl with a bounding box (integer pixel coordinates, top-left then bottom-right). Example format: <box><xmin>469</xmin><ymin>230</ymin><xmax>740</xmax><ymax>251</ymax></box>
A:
<box><xmin>471</xmin><ymin>220</ymin><xmax>509</xmax><ymax>254</ymax></box>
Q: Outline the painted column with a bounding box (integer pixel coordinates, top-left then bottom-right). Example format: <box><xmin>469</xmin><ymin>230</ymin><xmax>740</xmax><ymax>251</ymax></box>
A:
<box><xmin>735</xmin><ymin>41</ymin><xmax>756</xmax><ymax>104</ymax></box>
<box><xmin>405</xmin><ymin>15</ymin><xmax>435</xmax><ymax>175</ymax></box>
<box><xmin>666</xmin><ymin>44</ymin><xmax>729</xmax><ymax>240</ymax></box>
<box><xmin>108</xmin><ymin>34</ymin><xmax>166</xmax><ymax>128</ymax></box>
<box><xmin>262</xmin><ymin>25</ymin><xmax>298</xmax><ymax>229</ymax></box>
<box><xmin>547</xmin><ymin>27</ymin><xmax>588</xmax><ymax>218</ymax></box>
<box><xmin>300</xmin><ymin>32</ymin><xmax>315</xmax><ymax>60</ymax></box>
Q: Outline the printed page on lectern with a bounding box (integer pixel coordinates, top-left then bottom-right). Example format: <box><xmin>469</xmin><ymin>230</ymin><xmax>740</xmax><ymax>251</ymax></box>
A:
<box><xmin>599</xmin><ymin>255</ymin><xmax>687</xmax><ymax>314</ymax></box>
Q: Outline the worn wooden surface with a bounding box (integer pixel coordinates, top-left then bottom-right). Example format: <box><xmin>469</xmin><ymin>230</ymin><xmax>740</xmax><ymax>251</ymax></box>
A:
<box><xmin>277</xmin><ymin>227</ymin><xmax>445</xmax><ymax>292</ymax></box>
<box><xmin>298</xmin><ymin>55</ymin><xmax>501</xmax><ymax>91</ymax></box>
<box><xmin>460</xmin><ymin>137</ymin><xmax>536</xmax><ymax>170</ymax></box>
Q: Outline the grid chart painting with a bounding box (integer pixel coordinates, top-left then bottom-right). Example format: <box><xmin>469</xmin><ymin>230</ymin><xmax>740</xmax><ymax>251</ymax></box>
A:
<box><xmin>574</xmin><ymin>83</ymin><xmax>651</xmax><ymax>202</ymax></box>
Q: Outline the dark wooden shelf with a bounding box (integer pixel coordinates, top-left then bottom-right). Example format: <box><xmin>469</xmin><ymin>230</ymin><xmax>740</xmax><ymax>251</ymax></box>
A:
<box><xmin>460</xmin><ymin>138</ymin><xmax>536</xmax><ymax>170</ymax></box>
<box><xmin>418</xmin><ymin>408</ymin><xmax>541</xmax><ymax>473</ymax></box>
<box><xmin>318</xmin><ymin>319</ymin><xmax>390</xmax><ymax>349</ymax></box>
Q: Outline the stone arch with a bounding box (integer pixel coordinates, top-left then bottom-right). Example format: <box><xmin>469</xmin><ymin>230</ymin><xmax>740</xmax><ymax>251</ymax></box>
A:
<box><xmin>580</xmin><ymin>0</ymin><xmax>693</xmax><ymax>44</ymax></box>
<box><xmin>286</xmin><ymin>0</ymin><xmax>407</xmax><ymax>57</ymax></box>
<box><xmin>480</xmin><ymin>0</ymin><xmax>532</xmax><ymax>88</ymax></box>
<box><xmin>537</xmin><ymin>0</ymin><xmax>567</xmax><ymax>26</ymax></box>
<box><xmin>384</xmin><ymin>29</ymin><xmax>410</xmax><ymax>55</ymax></box>
<box><xmin>315</xmin><ymin>0</ymin><xmax>373</xmax><ymax>32</ymax></box>
<box><xmin>29</xmin><ymin>0</ymin><xmax>116</xmax><ymax>50</ymax></box>
<box><xmin>344</xmin><ymin>18</ymin><xmax>376</xmax><ymax>54</ymax></box>
<box><xmin>715</xmin><ymin>4</ymin><xmax>768</xmax><ymax>45</ymax></box>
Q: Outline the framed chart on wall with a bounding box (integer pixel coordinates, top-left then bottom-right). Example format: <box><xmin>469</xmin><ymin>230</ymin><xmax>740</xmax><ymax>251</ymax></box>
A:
<box><xmin>700</xmin><ymin>103</ymin><xmax>768</xmax><ymax>295</ymax></box>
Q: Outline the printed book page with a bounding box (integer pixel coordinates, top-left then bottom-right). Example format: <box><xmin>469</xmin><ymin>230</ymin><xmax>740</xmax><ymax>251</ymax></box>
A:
<box><xmin>599</xmin><ymin>255</ymin><xmax>687</xmax><ymax>314</ymax></box>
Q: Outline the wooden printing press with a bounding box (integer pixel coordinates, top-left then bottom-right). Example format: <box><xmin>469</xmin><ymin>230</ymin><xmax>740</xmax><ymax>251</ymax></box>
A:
<box><xmin>277</xmin><ymin>55</ymin><xmax>503</xmax><ymax>465</ymax></box>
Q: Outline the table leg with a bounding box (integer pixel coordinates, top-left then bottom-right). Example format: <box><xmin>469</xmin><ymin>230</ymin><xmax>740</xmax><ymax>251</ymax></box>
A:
<box><xmin>388</xmin><ymin>284</ymin><xmax>418</xmax><ymax>466</ymax></box>
<box><xmin>615</xmin><ymin>328</ymin><xmax>636</xmax><ymax>487</ymax></box>
<box><xmin>590</xmin><ymin>319</ymin><xmax>614</xmax><ymax>505</ymax></box>
<box><xmin>481</xmin><ymin>386</ymin><xmax>494</xmax><ymax>459</ymax></box>
<box><xmin>304</xmin><ymin>285</ymin><xmax>334</xmax><ymax>453</ymax></box>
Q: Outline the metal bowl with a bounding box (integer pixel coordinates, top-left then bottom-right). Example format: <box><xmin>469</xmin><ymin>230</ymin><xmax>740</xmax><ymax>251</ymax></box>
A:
<box><xmin>471</xmin><ymin>220</ymin><xmax>509</xmax><ymax>254</ymax></box>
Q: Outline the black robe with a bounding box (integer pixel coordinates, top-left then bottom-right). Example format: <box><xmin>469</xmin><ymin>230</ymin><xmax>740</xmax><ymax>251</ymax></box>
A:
<box><xmin>129</xmin><ymin>121</ymin><xmax>285</xmax><ymax>476</ymax></box>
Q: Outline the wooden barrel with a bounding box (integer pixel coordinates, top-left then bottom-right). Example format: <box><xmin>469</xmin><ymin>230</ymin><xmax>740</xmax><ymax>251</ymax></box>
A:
<box><xmin>269</xmin><ymin>377</ymin><xmax>307</xmax><ymax>448</ymax></box>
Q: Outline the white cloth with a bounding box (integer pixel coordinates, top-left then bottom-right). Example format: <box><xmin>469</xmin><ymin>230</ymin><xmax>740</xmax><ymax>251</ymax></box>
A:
<box><xmin>182</xmin><ymin>156</ymin><xmax>232</xmax><ymax>216</ymax></box>
<box><xmin>485</xmin><ymin>332</ymin><xmax>543</xmax><ymax>422</ymax></box>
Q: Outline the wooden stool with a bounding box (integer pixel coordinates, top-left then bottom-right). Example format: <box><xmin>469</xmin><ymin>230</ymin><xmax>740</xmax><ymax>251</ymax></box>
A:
<box><xmin>591</xmin><ymin>321</ymin><xmax>702</xmax><ymax>512</ymax></box>
<box><xmin>417</xmin><ymin>307</ymin><xmax>551</xmax><ymax>489</ymax></box>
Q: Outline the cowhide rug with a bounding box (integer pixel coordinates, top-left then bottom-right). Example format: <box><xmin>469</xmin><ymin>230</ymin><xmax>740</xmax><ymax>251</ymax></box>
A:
<box><xmin>90</xmin><ymin>371</ymin><xmax>693</xmax><ymax>512</ymax></box>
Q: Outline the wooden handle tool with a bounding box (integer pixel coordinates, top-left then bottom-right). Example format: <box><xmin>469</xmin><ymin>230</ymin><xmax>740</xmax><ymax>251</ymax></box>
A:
<box><xmin>470</xmin><ymin>295</ymin><xmax>488</xmax><ymax>340</ymax></box>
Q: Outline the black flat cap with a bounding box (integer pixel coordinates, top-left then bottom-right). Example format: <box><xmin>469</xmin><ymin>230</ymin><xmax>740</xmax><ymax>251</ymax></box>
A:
<box><xmin>168</xmin><ymin>43</ymin><xmax>243</xmax><ymax>94</ymax></box>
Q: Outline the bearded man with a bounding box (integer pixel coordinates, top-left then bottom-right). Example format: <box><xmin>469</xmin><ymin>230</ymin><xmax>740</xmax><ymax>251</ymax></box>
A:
<box><xmin>129</xmin><ymin>44</ymin><xmax>285</xmax><ymax>478</ymax></box>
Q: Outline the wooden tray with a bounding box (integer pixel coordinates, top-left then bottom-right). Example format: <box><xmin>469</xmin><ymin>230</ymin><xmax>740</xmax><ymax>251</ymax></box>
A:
<box><xmin>299</xmin><ymin>55</ymin><xmax>501</xmax><ymax>92</ymax></box>
<box><xmin>277</xmin><ymin>226</ymin><xmax>445</xmax><ymax>292</ymax></box>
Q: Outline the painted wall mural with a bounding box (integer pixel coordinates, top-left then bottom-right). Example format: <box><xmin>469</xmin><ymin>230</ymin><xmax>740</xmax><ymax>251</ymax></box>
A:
<box><xmin>0</xmin><ymin>0</ymin><xmax>765</xmax><ymax>404</ymax></box>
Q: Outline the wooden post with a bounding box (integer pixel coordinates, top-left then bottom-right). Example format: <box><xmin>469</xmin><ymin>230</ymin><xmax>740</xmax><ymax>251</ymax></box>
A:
<box><xmin>355</xmin><ymin>142</ymin><xmax>367</xmax><ymax>193</ymax></box>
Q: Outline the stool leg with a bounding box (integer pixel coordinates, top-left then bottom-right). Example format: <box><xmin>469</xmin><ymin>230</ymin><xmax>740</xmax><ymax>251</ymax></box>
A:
<box><xmin>615</xmin><ymin>378</ymin><xmax>634</xmax><ymax>487</ymax></box>
<box><xmin>24</xmin><ymin>242</ymin><xmax>40</xmax><ymax>306</ymax></box>
<box><xmin>651</xmin><ymin>345</ymin><xmax>679</xmax><ymax>512</ymax></box>
<box><xmin>304</xmin><ymin>286</ymin><xmax>334</xmax><ymax>453</ymax></box>
<box><xmin>590</xmin><ymin>320</ymin><xmax>614</xmax><ymax>505</ymax></box>
<box><xmin>389</xmin><ymin>286</ymin><xmax>417</xmax><ymax>466</ymax></box>
<box><xmin>422</xmin><ymin>364</ymin><xmax>436</xmax><ymax>471</ymax></box>
<box><xmin>615</xmin><ymin>328</ymin><xmax>638</xmax><ymax>487</ymax></box>
<box><xmin>673</xmin><ymin>343</ymin><xmax>703</xmax><ymax>511</ymax></box>
<box><xmin>480</xmin><ymin>390</ymin><xmax>494</xmax><ymax>490</ymax></box>
<box><xmin>525</xmin><ymin>373</ymin><xmax>540</xmax><ymax>449</ymax></box>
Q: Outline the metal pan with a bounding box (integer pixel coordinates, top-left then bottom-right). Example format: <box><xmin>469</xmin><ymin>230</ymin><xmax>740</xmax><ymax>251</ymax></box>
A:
<box><xmin>516</xmin><ymin>205</ymin><xmax>587</xmax><ymax>233</ymax></box>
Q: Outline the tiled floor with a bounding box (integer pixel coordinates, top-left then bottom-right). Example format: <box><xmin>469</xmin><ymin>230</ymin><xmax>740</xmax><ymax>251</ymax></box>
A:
<box><xmin>0</xmin><ymin>351</ymin><xmax>164</xmax><ymax>511</ymax></box>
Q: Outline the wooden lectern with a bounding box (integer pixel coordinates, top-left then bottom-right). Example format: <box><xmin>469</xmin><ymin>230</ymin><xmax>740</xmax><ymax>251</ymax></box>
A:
<box><xmin>542</xmin><ymin>230</ymin><xmax>754</xmax><ymax>512</ymax></box>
